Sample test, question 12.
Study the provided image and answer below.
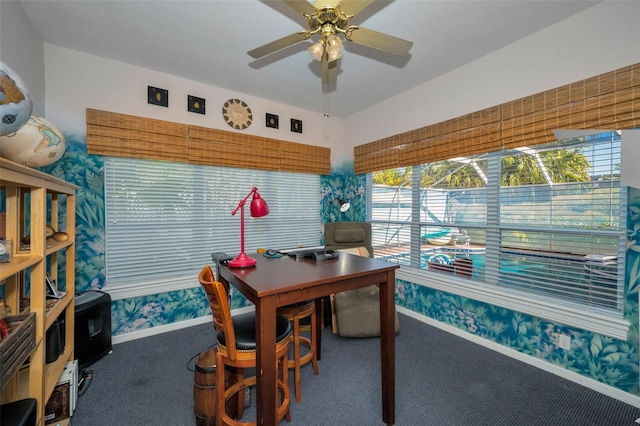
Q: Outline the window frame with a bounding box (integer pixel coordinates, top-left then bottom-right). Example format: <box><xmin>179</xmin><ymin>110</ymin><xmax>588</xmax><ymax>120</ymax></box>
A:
<box><xmin>103</xmin><ymin>157</ymin><xmax>322</xmax><ymax>300</ymax></box>
<box><xmin>368</xmin><ymin>134</ymin><xmax>630</xmax><ymax>340</ymax></box>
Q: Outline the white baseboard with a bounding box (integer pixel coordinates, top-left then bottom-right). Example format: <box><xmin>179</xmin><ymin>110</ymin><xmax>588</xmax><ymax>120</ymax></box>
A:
<box><xmin>111</xmin><ymin>306</ymin><xmax>254</xmax><ymax>345</ymax></box>
<box><xmin>397</xmin><ymin>306</ymin><xmax>640</xmax><ymax>409</ymax></box>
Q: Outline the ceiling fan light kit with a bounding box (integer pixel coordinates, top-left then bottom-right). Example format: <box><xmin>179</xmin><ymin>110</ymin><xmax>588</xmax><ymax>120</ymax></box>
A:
<box><xmin>325</xmin><ymin>35</ymin><xmax>343</xmax><ymax>62</ymax></box>
<box><xmin>308</xmin><ymin>40</ymin><xmax>325</xmax><ymax>61</ymax></box>
<box><xmin>308</xmin><ymin>34</ymin><xmax>343</xmax><ymax>63</ymax></box>
<box><xmin>248</xmin><ymin>0</ymin><xmax>413</xmax><ymax>87</ymax></box>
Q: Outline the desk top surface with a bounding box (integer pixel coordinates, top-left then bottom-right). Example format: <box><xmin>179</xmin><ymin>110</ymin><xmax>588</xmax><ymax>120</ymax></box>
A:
<box><xmin>219</xmin><ymin>252</ymin><xmax>398</xmax><ymax>300</ymax></box>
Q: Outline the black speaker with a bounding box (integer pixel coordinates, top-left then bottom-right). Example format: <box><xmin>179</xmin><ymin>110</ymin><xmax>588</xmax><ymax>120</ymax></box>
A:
<box><xmin>45</xmin><ymin>318</ymin><xmax>64</xmax><ymax>364</ymax></box>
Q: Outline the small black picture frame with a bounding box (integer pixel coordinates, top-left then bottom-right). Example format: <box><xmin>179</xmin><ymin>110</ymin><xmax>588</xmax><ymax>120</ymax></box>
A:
<box><xmin>188</xmin><ymin>95</ymin><xmax>206</xmax><ymax>114</ymax></box>
<box><xmin>291</xmin><ymin>118</ymin><xmax>302</xmax><ymax>133</ymax></box>
<box><xmin>148</xmin><ymin>86</ymin><xmax>169</xmax><ymax>107</ymax></box>
<box><xmin>266</xmin><ymin>113</ymin><xmax>279</xmax><ymax>129</ymax></box>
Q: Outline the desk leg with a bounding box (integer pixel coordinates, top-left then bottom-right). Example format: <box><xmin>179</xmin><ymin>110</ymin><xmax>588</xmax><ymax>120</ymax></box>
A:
<box><xmin>314</xmin><ymin>297</ymin><xmax>323</xmax><ymax>360</ymax></box>
<box><xmin>380</xmin><ymin>270</ymin><xmax>396</xmax><ymax>425</ymax></box>
<box><xmin>255</xmin><ymin>296</ymin><xmax>278</xmax><ymax>426</ymax></box>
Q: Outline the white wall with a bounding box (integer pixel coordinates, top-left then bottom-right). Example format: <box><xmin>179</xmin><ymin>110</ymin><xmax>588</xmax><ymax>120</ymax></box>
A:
<box><xmin>345</xmin><ymin>1</ymin><xmax>640</xmax><ymax>147</ymax></box>
<box><xmin>42</xmin><ymin>44</ymin><xmax>348</xmax><ymax>166</ymax></box>
<box><xmin>1</xmin><ymin>0</ymin><xmax>349</xmax><ymax>167</ymax></box>
<box><xmin>3</xmin><ymin>1</ymin><xmax>639</xmax><ymax>167</ymax></box>
<box><xmin>0</xmin><ymin>0</ymin><xmax>46</xmax><ymax>116</ymax></box>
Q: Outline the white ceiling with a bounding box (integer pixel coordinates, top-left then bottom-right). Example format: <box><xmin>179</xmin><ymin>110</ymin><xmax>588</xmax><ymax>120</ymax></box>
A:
<box><xmin>17</xmin><ymin>0</ymin><xmax>600</xmax><ymax>118</ymax></box>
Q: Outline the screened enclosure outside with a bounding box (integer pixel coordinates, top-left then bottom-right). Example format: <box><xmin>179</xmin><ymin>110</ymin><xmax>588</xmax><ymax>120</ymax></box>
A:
<box><xmin>369</xmin><ymin>131</ymin><xmax>625</xmax><ymax>314</ymax></box>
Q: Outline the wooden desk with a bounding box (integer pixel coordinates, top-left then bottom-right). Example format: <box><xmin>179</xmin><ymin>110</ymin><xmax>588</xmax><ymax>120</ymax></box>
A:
<box><xmin>218</xmin><ymin>252</ymin><xmax>399</xmax><ymax>425</ymax></box>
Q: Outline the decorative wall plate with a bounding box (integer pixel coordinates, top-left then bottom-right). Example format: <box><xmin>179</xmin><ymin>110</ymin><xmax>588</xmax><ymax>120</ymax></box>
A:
<box><xmin>291</xmin><ymin>118</ymin><xmax>302</xmax><ymax>133</ymax></box>
<box><xmin>188</xmin><ymin>95</ymin><xmax>205</xmax><ymax>114</ymax></box>
<box><xmin>222</xmin><ymin>99</ymin><xmax>252</xmax><ymax>130</ymax></box>
<box><xmin>148</xmin><ymin>86</ymin><xmax>168</xmax><ymax>107</ymax></box>
<box><xmin>266</xmin><ymin>113</ymin><xmax>279</xmax><ymax>129</ymax></box>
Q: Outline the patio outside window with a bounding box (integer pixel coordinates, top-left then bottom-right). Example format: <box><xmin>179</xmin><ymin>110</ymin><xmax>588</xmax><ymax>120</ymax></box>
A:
<box><xmin>369</xmin><ymin>131</ymin><xmax>625</xmax><ymax>320</ymax></box>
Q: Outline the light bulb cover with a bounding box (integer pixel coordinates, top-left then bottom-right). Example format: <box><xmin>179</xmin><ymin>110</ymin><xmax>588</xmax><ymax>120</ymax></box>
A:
<box><xmin>308</xmin><ymin>41</ymin><xmax>324</xmax><ymax>61</ymax></box>
<box><xmin>326</xmin><ymin>35</ymin><xmax>343</xmax><ymax>49</ymax></box>
<box><xmin>326</xmin><ymin>46</ymin><xmax>343</xmax><ymax>62</ymax></box>
<box><xmin>334</xmin><ymin>198</ymin><xmax>351</xmax><ymax>213</ymax></box>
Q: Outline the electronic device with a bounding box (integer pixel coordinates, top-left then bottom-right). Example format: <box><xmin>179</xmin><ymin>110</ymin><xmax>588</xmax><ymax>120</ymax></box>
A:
<box><xmin>266</xmin><ymin>249</ymin><xmax>277</xmax><ymax>256</ymax></box>
<box><xmin>286</xmin><ymin>248</ymin><xmax>338</xmax><ymax>261</ymax></box>
<box><xmin>313</xmin><ymin>250</ymin><xmax>339</xmax><ymax>261</ymax></box>
<box><xmin>286</xmin><ymin>248</ymin><xmax>321</xmax><ymax>260</ymax></box>
<box><xmin>46</xmin><ymin>317</ymin><xmax>64</xmax><ymax>363</ymax></box>
<box><xmin>75</xmin><ymin>290</ymin><xmax>112</xmax><ymax>369</ymax></box>
<box><xmin>211</xmin><ymin>252</ymin><xmax>234</xmax><ymax>265</ymax></box>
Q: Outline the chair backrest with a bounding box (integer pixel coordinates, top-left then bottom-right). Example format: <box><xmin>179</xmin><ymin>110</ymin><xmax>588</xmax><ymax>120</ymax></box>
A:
<box><xmin>324</xmin><ymin>221</ymin><xmax>373</xmax><ymax>257</ymax></box>
<box><xmin>198</xmin><ymin>265</ymin><xmax>238</xmax><ymax>360</ymax></box>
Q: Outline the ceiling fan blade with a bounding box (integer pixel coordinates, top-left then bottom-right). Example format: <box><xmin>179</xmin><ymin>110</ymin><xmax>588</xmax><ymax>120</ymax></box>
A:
<box><xmin>345</xmin><ymin>26</ymin><xmax>413</xmax><ymax>56</ymax></box>
<box><xmin>283</xmin><ymin>0</ymin><xmax>317</xmax><ymax>16</ymax></box>
<box><xmin>338</xmin><ymin>0</ymin><xmax>374</xmax><ymax>17</ymax></box>
<box><xmin>322</xmin><ymin>53</ymin><xmax>338</xmax><ymax>89</ymax></box>
<box><xmin>247</xmin><ymin>31</ymin><xmax>311</xmax><ymax>59</ymax></box>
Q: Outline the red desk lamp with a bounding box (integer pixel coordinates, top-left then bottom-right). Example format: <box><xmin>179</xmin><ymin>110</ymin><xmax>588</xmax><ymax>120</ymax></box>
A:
<box><xmin>229</xmin><ymin>187</ymin><xmax>269</xmax><ymax>268</ymax></box>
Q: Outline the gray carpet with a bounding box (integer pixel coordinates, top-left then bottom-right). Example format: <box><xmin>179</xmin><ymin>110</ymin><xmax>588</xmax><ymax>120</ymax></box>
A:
<box><xmin>70</xmin><ymin>313</ymin><xmax>640</xmax><ymax>425</ymax></box>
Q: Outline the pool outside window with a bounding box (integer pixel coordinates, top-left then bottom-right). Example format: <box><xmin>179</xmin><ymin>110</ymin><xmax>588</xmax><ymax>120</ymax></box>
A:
<box><xmin>369</xmin><ymin>131</ymin><xmax>627</xmax><ymax>338</ymax></box>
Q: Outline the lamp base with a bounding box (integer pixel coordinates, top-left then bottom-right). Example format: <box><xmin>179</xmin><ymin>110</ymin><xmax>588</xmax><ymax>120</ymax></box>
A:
<box><xmin>228</xmin><ymin>252</ymin><xmax>256</xmax><ymax>268</ymax></box>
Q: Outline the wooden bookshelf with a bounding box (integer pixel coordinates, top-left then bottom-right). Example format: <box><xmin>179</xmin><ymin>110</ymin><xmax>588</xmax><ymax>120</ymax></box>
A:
<box><xmin>1</xmin><ymin>158</ymin><xmax>78</xmax><ymax>425</ymax></box>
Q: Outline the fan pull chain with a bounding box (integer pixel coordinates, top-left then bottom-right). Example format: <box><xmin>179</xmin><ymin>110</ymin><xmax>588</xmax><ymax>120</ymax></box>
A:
<box><xmin>323</xmin><ymin>92</ymin><xmax>331</xmax><ymax>118</ymax></box>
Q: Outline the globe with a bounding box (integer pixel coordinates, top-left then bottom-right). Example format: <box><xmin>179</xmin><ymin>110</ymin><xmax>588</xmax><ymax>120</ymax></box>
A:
<box><xmin>0</xmin><ymin>61</ymin><xmax>33</xmax><ymax>136</ymax></box>
<box><xmin>0</xmin><ymin>116</ymin><xmax>66</xmax><ymax>167</ymax></box>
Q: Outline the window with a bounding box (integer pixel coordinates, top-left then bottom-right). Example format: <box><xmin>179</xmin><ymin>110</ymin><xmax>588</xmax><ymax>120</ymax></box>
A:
<box><xmin>370</xmin><ymin>131</ymin><xmax>628</xmax><ymax>338</ymax></box>
<box><xmin>105</xmin><ymin>157</ymin><xmax>321</xmax><ymax>298</ymax></box>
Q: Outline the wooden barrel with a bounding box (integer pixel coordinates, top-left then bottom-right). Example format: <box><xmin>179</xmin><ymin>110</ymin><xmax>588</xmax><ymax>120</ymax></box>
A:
<box><xmin>194</xmin><ymin>348</ymin><xmax>236</xmax><ymax>426</ymax></box>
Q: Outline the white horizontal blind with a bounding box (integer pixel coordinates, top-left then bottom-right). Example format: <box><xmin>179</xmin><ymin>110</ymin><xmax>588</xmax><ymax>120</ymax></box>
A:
<box><xmin>104</xmin><ymin>157</ymin><xmax>321</xmax><ymax>289</ymax></box>
<box><xmin>369</xmin><ymin>131</ymin><xmax>625</xmax><ymax>314</ymax></box>
<box><xmin>496</xmin><ymin>133</ymin><xmax>624</xmax><ymax>311</ymax></box>
<box><xmin>370</xmin><ymin>185</ymin><xmax>413</xmax><ymax>251</ymax></box>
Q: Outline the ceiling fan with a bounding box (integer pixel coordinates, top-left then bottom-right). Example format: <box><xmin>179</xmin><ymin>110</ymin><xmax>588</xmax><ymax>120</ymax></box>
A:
<box><xmin>247</xmin><ymin>0</ymin><xmax>413</xmax><ymax>90</ymax></box>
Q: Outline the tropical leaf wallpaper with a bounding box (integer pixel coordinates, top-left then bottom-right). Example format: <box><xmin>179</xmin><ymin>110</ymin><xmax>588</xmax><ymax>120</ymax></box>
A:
<box><xmin>320</xmin><ymin>163</ymin><xmax>366</xmax><ymax>227</ymax></box>
<box><xmin>396</xmin><ymin>186</ymin><xmax>640</xmax><ymax>394</ymax></box>
<box><xmin>31</xmin><ymin>133</ymin><xmax>640</xmax><ymax>398</ymax></box>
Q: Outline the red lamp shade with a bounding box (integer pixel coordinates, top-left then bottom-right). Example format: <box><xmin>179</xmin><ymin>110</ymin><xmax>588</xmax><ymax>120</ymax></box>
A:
<box><xmin>229</xmin><ymin>187</ymin><xmax>269</xmax><ymax>268</ymax></box>
<box><xmin>250</xmin><ymin>192</ymin><xmax>269</xmax><ymax>218</ymax></box>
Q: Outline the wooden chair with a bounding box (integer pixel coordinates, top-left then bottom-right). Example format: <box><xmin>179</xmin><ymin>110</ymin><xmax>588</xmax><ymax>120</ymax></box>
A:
<box><xmin>276</xmin><ymin>300</ymin><xmax>319</xmax><ymax>402</ymax></box>
<box><xmin>199</xmin><ymin>265</ymin><xmax>292</xmax><ymax>426</ymax></box>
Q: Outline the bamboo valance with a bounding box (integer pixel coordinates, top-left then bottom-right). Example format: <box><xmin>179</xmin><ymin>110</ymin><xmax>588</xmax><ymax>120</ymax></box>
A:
<box><xmin>86</xmin><ymin>109</ymin><xmax>330</xmax><ymax>175</ymax></box>
<box><xmin>355</xmin><ymin>63</ymin><xmax>640</xmax><ymax>174</ymax></box>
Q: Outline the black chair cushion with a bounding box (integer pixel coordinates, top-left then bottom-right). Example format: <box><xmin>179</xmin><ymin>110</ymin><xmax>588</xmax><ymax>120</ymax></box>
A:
<box><xmin>281</xmin><ymin>300</ymin><xmax>312</xmax><ymax>309</ymax></box>
<box><xmin>217</xmin><ymin>312</ymin><xmax>291</xmax><ymax>351</ymax></box>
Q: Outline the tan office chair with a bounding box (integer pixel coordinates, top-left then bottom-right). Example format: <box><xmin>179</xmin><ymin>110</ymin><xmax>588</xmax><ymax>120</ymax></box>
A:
<box><xmin>199</xmin><ymin>265</ymin><xmax>292</xmax><ymax>425</ymax></box>
<box><xmin>324</xmin><ymin>222</ymin><xmax>401</xmax><ymax>337</ymax></box>
<box><xmin>276</xmin><ymin>300</ymin><xmax>319</xmax><ymax>402</ymax></box>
